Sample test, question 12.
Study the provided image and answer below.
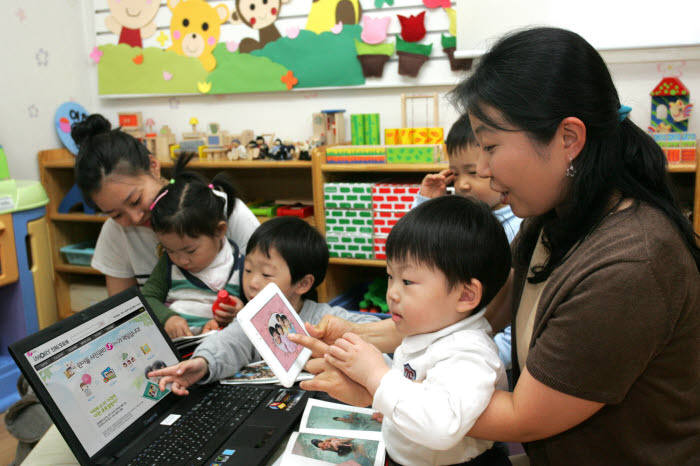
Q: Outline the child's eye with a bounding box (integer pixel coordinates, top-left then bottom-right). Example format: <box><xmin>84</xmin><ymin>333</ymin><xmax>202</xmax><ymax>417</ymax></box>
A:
<box><xmin>186</xmin><ymin>249</ymin><xmax>196</xmax><ymax>254</ymax></box>
<box><xmin>402</xmin><ymin>279</ymin><xmax>413</xmax><ymax>286</ymax></box>
<box><xmin>244</xmin><ymin>268</ymin><xmax>252</xmax><ymax>273</ymax></box>
<box><xmin>262</xmin><ymin>273</ymin><xmax>272</xmax><ymax>278</ymax></box>
<box><xmin>130</xmin><ymin>197</ymin><xmax>141</xmax><ymax>207</ymax></box>
<box><xmin>483</xmin><ymin>145</ymin><xmax>496</xmax><ymax>153</ymax></box>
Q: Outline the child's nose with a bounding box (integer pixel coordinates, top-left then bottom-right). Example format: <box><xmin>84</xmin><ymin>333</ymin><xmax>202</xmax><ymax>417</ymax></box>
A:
<box><xmin>127</xmin><ymin>208</ymin><xmax>143</xmax><ymax>225</ymax></box>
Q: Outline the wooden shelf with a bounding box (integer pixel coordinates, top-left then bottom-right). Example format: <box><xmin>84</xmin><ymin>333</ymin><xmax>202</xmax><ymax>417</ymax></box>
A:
<box><xmin>330</xmin><ymin>258</ymin><xmax>386</xmax><ymax>267</ymax></box>
<box><xmin>256</xmin><ymin>215</ymin><xmax>315</xmax><ymax>227</ymax></box>
<box><xmin>322</xmin><ymin>163</ymin><xmax>447</xmax><ymax>172</ymax></box>
<box><xmin>667</xmin><ymin>162</ymin><xmax>697</xmax><ymax>173</ymax></box>
<box><xmin>50</xmin><ymin>213</ymin><xmax>107</xmax><ymax>222</ymax></box>
<box><xmin>161</xmin><ymin>160</ymin><xmax>312</xmax><ymax>169</ymax></box>
<box><xmin>55</xmin><ymin>263</ymin><xmax>103</xmax><ymax>275</ymax></box>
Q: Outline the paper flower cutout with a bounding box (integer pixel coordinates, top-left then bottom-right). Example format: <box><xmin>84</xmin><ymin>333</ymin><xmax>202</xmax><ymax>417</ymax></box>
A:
<box><xmin>16</xmin><ymin>8</ymin><xmax>26</xmax><ymax>22</ymax></box>
<box><xmin>423</xmin><ymin>0</ymin><xmax>450</xmax><ymax>7</ymax></box>
<box><xmin>226</xmin><ymin>40</ymin><xmax>239</xmax><ymax>52</ymax></box>
<box><xmin>445</xmin><ymin>7</ymin><xmax>456</xmax><ymax>36</ymax></box>
<box><xmin>331</xmin><ymin>22</ymin><xmax>343</xmax><ymax>34</ymax></box>
<box><xmin>281</xmin><ymin>70</ymin><xmax>298</xmax><ymax>90</ymax></box>
<box><xmin>132</xmin><ymin>54</ymin><xmax>144</xmax><ymax>65</ymax></box>
<box><xmin>162</xmin><ymin>71</ymin><xmax>173</xmax><ymax>81</ymax></box>
<box><xmin>398</xmin><ymin>12</ymin><xmax>426</xmax><ymax>42</ymax></box>
<box><xmin>374</xmin><ymin>0</ymin><xmax>394</xmax><ymax>7</ymax></box>
<box><xmin>156</xmin><ymin>31</ymin><xmax>169</xmax><ymax>47</ymax></box>
<box><xmin>28</xmin><ymin>105</ymin><xmax>39</xmax><ymax>119</ymax></box>
<box><xmin>36</xmin><ymin>48</ymin><xmax>48</xmax><ymax>66</ymax></box>
<box><xmin>197</xmin><ymin>82</ymin><xmax>212</xmax><ymax>93</ymax></box>
<box><xmin>89</xmin><ymin>47</ymin><xmax>103</xmax><ymax>64</ymax></box>
<box><xmin>286</xmin><ymin>26</ymin><xmax>300</xmax><ymax>39</ymax></box>
<box><xmin>361</xmin><ymin>16</ymin><xmax>390</xmax><ymax>44</ymax></box>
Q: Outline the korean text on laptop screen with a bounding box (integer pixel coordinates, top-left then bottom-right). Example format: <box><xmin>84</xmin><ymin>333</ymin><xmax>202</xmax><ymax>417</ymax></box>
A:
<box><xmin>20</xmin><ymin>296</ymin><xmax>178</xmax><ymax>457</ymax></box>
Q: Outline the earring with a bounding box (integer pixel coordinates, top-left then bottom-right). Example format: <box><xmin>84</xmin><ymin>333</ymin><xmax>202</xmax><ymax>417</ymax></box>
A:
<box><xmin>565</xmin><ymin>157</ymin><xmax>576</xmax><ymax>178</ymax></box>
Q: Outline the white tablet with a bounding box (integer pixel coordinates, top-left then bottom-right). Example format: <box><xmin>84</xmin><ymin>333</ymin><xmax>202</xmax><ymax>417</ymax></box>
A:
<box><xmin>237</xmin><ymin>283</ymin><xmax>312</xmax><ymax>388</ymax></box>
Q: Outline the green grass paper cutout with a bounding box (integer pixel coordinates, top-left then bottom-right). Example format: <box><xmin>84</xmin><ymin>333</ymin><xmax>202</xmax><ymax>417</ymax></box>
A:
<box><xmin>355</xmin><ymin>40</ymin><xmax>394</xmax><ymax>56</ymax></box>
<box><xmin>208</xmin><ymin>44</ymin><xmax>290</xmax><ymax>93</ymax></box>
<box><xmin>98</xmin><ymin>44</ymin><xmax>206</xmax><ymax>95</ymax></box>
<box><xmin>396</xmin><ymin>36</ymin><xmax>432</xmax><ymax>56</ymax></box>
<box><xmin>252</xmin><ymin>25</ymin><xmax>365</xmax><ymax>88</ymax></box>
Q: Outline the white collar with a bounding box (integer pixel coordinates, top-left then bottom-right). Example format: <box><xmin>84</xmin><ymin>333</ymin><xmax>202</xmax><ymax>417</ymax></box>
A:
<box><xmin>399</xmin><ymin>309</ymin><xmax>490</xmax><ymax>354</ymax></box>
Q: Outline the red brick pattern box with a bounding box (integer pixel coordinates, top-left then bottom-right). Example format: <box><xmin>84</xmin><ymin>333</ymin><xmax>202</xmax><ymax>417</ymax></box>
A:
<box><xmin>372</xmin><ymin>184</ymin><xmax>420</xmax><ymax>211</ymax></box>
<box><xmin>373</xmin><ymin>210</ymin><xmax>408</xmax><ymax>236</ymax></box>
<box><xmin>374</xmin><ymin>235</ymin><xmax>387</xmax><ymax>260</ymax></box>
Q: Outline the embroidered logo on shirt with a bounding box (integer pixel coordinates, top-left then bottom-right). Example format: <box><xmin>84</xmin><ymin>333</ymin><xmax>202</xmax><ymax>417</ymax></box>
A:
<box><xmin>403</xmin><ymin>363</ymin><xmax>416</xmax><ymax>380</ymax></box>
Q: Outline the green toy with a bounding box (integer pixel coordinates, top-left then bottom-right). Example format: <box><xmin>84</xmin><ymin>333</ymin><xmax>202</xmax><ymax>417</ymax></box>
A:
<box><xmin>359</xmin><ymin>277</ymin><xmax>388</xmax><ymax>313</ymax></box>
<box><xmin>0</xmin><ymin>145</ymin><xmax>9</xmax><ymax>180</ymax></box>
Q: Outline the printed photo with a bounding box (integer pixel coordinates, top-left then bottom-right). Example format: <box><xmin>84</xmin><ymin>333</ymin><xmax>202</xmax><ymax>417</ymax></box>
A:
<box><xmin>302</xmin><ymin>401</ymin><xmax>382</xmax><ymax>434</ymax></box>
<box><xmin>289</xmin><ymin>433</ymin><xmax>383</xmax><ymax>466</ymax></box>
<box><xmin>249</xmin><ymin>294</ymin><xmax>304</xmax><ymax>371</ymax></box>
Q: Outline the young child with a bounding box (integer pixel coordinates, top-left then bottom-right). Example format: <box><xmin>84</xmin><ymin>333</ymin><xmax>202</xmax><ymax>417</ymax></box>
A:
<box><xmin>415</xmin><ymin>113</ymin><xmax>522</xmax><ymax>370</ymax></box>
<box><xmin>148</xmin><ymin>216</ymin><xmax>380</xmax><ymax>393</ymax></box>
<box><xmin>141</xmin><ymin>153</ymin><xmax>244</xmax><ymax>337</ymax></box>
<box><xmin>325</xmin><ymin>196</ymin><xmax>512</xmax><ymax>466</ymax></box>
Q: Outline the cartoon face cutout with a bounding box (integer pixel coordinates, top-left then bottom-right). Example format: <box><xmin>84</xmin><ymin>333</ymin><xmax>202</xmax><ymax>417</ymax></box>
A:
<box><xmin>234</xmin><ymin>0</ymin><xmax>283</xmax><ymax>30</ymax></box>
<box><xmin>669</xmin><ymin>99</ymin><xmax>690</xmax><ymax>122</ymax></box>
<box><xmin>168</xmin><ymin>0</ymin><xmax>229</xmax><ymax>71</ymax></box>
<box><xmin>107</xmin><ymin>0</ymin><xmax>160</xmax><ymax>29</ymax></box>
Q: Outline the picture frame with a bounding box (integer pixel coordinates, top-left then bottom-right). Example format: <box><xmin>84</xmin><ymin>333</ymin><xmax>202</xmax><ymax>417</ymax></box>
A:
<box><xmin>237</xmin><ymin>283</ymin><xmax>311</xmax><ymax>388</ymax></box>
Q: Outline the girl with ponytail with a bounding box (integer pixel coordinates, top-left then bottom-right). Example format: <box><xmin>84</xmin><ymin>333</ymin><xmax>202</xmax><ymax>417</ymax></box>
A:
<box><xmin>141</xmin><ymin>153</ymin><xmax>245</xmax><ymax>337</ymax></box>
<box><xmin>72</xmin><ymin>115</ymin><xmax>258</xmax><ymax>337</ymax></box>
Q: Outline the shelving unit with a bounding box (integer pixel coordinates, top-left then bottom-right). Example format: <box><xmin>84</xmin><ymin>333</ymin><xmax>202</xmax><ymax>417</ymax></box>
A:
<box><xmin>39</xmin><ymin>148</ymin><xmax>314</xmax><ymax>320</ymax></box>
<box><xmin>38</xmin><ymin>146</ymin><xmax>699</xmax><ymax>319</ymax></box>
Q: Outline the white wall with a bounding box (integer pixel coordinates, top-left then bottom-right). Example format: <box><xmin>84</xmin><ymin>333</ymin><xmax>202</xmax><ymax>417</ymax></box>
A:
<box><xmin>0</xmin><ymin>0</ymin><xmax>96</xmax><ymax>181</ymax></box>
<box><xmin>0</xmin><ymin>1</ymin><xmax>697</xmax><ymax>184</ymax></box>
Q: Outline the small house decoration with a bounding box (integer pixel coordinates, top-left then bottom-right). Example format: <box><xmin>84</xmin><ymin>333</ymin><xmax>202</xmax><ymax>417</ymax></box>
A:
<box><xmin>650</xmin><ymin>77</ymin><xmax>694</xmax><ymax>133</ymax></box>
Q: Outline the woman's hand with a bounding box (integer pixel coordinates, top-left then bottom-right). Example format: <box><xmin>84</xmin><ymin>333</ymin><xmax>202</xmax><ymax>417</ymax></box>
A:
<box><xmin>164</xmin><ymin>316</ymin><xmax>193</xmax><ymax>338</ymax></box>
<box><xmin>147</xmin><ymin>357</ymin><xmax>209</xmax><ymax>396</ymax></box>
<box><xmin>214</xmin><ymin>296</ymin><xmax>243</xmax><ymax>326</ymax></box>
<box><xmin>288</xmin><ymin>332</ymin><xmax>373</xmax><ymax>407</ymax></box>
<box><xmin>305</xmin><ymin>315</ymin><xmax>358</xmax><ymax>347</ymax></box>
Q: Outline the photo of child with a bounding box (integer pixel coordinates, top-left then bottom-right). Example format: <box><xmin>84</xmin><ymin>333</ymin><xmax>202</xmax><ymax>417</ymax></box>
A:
<box><xmin>306</xmin><ymin>407</ymin><xmax>382</xmax><ymax>433</ymax></box>
<box><xmin>249</xmin><ymin>294</ymin><xmax>304</xmax><ymax>371</ymax></box>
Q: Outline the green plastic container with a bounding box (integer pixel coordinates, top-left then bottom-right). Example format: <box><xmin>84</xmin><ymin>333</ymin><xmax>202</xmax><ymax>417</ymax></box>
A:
<box><xmin>0</xmin><ymin>179</ymin><xmax>49</xmax><ymax>215</ymax></box>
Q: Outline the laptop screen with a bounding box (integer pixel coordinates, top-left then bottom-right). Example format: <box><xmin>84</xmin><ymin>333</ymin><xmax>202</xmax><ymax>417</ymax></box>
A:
<box><xmin>20</xmin><ymin>295</ymin><xmax>179</xmax><ymax>457</ymax></box>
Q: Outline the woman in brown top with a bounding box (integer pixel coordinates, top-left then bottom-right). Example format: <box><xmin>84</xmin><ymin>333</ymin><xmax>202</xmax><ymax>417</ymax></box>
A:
<box><xmin>290</xmin><ymin>27</ymin><xmax>700</xmax><ymax>465</ymax></box>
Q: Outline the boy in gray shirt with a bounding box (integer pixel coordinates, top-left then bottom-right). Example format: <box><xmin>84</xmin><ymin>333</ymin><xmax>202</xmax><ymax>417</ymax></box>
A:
<box><xmin>149</xmin><ymin>217</ymin><xmax>378</xmax><ymax>391</ymax></box>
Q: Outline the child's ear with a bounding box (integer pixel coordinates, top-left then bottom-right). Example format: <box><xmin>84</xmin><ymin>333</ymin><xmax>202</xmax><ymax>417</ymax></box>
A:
<box><xmin>456</xmin><ymin>279</ymin><xmax>483</xmax><ymax>314</ymax></box>
<box><xmin>215</xmin><ymin>220</ymin><xmax>227</xmax><ymax>239</ymax></box>
<box><xmin>293</xmin><ymin>273</ymin><xmax>315</xmax><ymax>296</ymax></box>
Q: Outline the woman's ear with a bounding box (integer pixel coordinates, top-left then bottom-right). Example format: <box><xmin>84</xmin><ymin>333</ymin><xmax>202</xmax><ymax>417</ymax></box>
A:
<box><xmin>456</xmin><ymin>279</ymin><xmax>483</xmax><ymax>314</ymax></box>
<box><xmin>148</xmin><ymin>155</ymin><xmax>162</xmax><ymax>178</ymax></box>
<box><xmin>559</xmin><ymin>116</ymin><xmax>587</xmax><ymax>161</ymax></box>
<box><xmin>293</xmin><ymin>274</ymin><xmax>315</xmax><ymax>296</ymax></box>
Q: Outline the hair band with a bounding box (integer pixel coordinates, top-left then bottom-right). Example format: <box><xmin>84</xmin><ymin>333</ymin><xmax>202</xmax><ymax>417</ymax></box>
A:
<box><xmin>149</xmin><ymin>190</ymin><xmax>169</xmax><ymax>211</ymax></box>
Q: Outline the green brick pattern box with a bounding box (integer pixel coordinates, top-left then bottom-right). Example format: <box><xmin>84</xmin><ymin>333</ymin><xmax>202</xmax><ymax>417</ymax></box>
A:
<box><xmin>326</xmin><ymin>232</ymin><xmax>374</xmax><ymax>259</ymax></box>
<box><xmin>325</xmin><ymin>209</ymin><xmax>374</xmax><ymax>234</ymax></box>
<box><xmin>323</xmin><ymin>183</ymin><xmax>373</xmax><ymax>210</ymax></box>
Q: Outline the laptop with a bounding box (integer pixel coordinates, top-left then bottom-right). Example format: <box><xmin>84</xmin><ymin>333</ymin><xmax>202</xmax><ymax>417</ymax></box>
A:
<box><xmin>9</xmin><ymin>287</ymin><xmax>310</xmax><ymax>465</ymax></box>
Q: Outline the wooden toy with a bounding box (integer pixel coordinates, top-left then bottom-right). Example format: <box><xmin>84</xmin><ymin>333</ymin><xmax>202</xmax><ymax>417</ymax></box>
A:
<box><xmin>276</xmin><ymin>204</ymin><xmax>314</xmax><ymax>218</ymax></box>
<box><xmin>144</xmin><ymin>124</ymin><xmax>176</xmax><ymax>163</ymax></box>
<box><xmin>384</xmin><ymin>93</ymin><xmax>444</xmax><ymax>146</ymax></box>
<box><xmin>118</xmin><ymin>112</ymin><xmax>145</xmax><ymax>139</ymax></box>
<box><xmin>313</xmin><ymin>110</ymin><xmax>346</xmax><ymax>146</ymax></box>
<box><xmin>350</xmin><ymin>113</ymin><xmax>380</xmax><ymax>145</ymax></box>
<box><xmin>183</xmin><ymin>117</ymin><xmax>206</xmax><ymax>140</ymax></box>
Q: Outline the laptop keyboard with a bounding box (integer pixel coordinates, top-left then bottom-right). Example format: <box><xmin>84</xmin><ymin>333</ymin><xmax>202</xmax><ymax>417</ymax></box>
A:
<box><xmin>127</xmin><ymin>384</ymin><xmax>271</xmax><ymax>466</ymax></box>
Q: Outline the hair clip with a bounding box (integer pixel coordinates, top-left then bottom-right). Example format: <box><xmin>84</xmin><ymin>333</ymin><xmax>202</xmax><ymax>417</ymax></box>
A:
<box><xmin>149</xmin><ymin>190</ymin><xmax>169</xmax><ymax>211</ymax></box>
<box><xmin>208</xmin><ymin>184</ymin><xmax>214</xmax><ymax>189</ymax></box>
<box><xmin>169</xmin><ymin>178</ymin><xmax>175</xmax><ymax>184</ymax></box>
<box><xmin>618</xmin><ymin>105</ymin><xmax>632</xmax><ymax>122</ymax></box>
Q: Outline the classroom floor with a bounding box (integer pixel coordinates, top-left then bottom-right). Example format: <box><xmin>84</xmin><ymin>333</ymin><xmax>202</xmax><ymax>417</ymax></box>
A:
<box><xmin>0</xmin><ymin>412</ymin><xmax>18</xmax><ymax>466</ymax></box>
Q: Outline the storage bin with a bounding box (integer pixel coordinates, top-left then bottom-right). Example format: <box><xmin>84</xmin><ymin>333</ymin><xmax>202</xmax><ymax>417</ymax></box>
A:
<box><xmin>60</xmin><ymin>241</ymin><xmax>96</xmax><ymax>266</ymax></box>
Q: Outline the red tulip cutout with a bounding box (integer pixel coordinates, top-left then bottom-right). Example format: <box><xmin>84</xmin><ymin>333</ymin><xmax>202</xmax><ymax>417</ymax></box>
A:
<box><xmin>398</xmin><ymin>11</ymin><xmax>426</xmax><ymax>42</ymax></box>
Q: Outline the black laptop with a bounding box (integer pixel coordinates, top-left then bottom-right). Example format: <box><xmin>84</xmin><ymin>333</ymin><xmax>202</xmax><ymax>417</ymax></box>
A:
<box><xmin>9</xmin><ymin>287</ymin><xmax>310</xmax><ymax>465</ymax></box>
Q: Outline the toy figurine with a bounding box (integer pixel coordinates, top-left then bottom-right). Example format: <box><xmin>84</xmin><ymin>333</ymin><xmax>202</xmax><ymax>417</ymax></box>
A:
<box><xmin>255</xmin><ymin>135</ymin><xmax>269</xmax><ymax>159</ymax></box>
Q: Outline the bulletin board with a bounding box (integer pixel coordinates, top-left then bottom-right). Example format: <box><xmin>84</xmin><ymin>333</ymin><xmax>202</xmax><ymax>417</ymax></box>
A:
<box><xmin>455</xmin><ymin>0</ymin><xmax>700</xmax><ymax>59</ymax></box>
<box><xmin>92</xmin><ymin>0</ymin><xmax>464</xmax><ymax>97</ymax></box>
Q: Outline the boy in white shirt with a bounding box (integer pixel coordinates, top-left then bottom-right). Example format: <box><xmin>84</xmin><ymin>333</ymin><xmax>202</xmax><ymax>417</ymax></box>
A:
<box><xmin>326</xmin><ymin>195</ymin><xmax>511</xmax><ymax>466</ymax></box>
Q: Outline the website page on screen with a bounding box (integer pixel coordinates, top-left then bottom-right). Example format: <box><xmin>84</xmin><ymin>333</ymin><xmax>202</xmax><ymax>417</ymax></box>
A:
<box><xmin>23</xmin><ymin>297</ymin><xmax>178</xmax><ymax>456</ymax></box>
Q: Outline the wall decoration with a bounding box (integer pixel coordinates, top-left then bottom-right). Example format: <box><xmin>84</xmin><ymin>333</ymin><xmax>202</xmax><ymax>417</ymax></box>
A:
<box><xmin>28</xmin><ymin>105</ymin><xmax>39</xmax><ymax>119</ymax></box>
<box><xmin>36</xmin><ymin>49</ymin><xmax>49</xmax><ymax>66</ymax></box>
<box><xmin>650</xmin><ymin>77</ymin><xmax>693</xmax><ymax>133</ymax></box>
<box><xmin>92</xmin><ymin>0</ymin><xmax>458</xmax><ymax>96</ymax></box>
<box><xmin>54</xmin><ymin>102</ymin><xmax>89</xmax><ymax>155</ymax></box>
<box><xmin>105</xmin><ymin>0</ymin><xmax>160</xmax><ymax>48</ymax></box>
<box><xmin>16</xmin><ymin>8</ymin><xmax>26</xmax><ymax>22</ymax></box>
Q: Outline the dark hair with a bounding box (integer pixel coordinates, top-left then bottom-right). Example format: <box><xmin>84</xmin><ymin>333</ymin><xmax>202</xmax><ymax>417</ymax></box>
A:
<box><xmin>268</xmin><ymin>326</ymin><xmax>278</xmax><ymax>336</ymax></box>
<box><xmin>386</xmin><ymin>196</ymin><xmax>511</xmax><ymax>309</ymax></box>
<box><xmin>449</xmin><ymin>27</ymin><xmax>700</xmax><ymax>280</ymax></box>
<box><xmin>72</xmin><ymin>114</ymin><xmax>153</xmax><ymax>207</ymax></box>
<box><xmin>246</xmin><ymin>217</ymin><xmax>329</xmax><ymax>300</ymax></box>
<box><xmin>310</xmin><ymin>439</ymin><xmax>351</xmax><ymax>456</ymax></box>
<box><xmin>150</xmin><ymin>153</ymin><xmax>237</xmax><ymax>237</ymax></box>
<box><xmin>445</xmin><ymin>113</ymin><xmax>477</xmax><ymax>156</ymax></box>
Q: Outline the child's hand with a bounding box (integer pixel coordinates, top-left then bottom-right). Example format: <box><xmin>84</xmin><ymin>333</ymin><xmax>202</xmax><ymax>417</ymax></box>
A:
<box><xmin>202</xmin><ymin>319</ymin><xmax>220</xmax><ymax>333</ymax></box>
<box><xmin>419</xmin><ymin>169</ymin><xmax>455</xmax><ymax>198</ymax></box>
<box><xmin>148</xmin><ymin>357</ymin><xmax>209</xmax><ymax>396</ymax></box>
<box><xmin>164</xmin><ymin>316</ymin><xmax>193</xmax><ymax>338</ymax></box>
<box><xmin>305</xmin><ymin>316</ymin><xmax>358</xmax><ymax>348</ymax></box>
<box><xmin>325</xmin><ymin>332</ymin><xmax>389</xmax><ymax>395</ymax></box>
<box><xmin>214</xmin><ymin>296</ymin><xmax>243</xmax><ymax>326</ymax></box>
